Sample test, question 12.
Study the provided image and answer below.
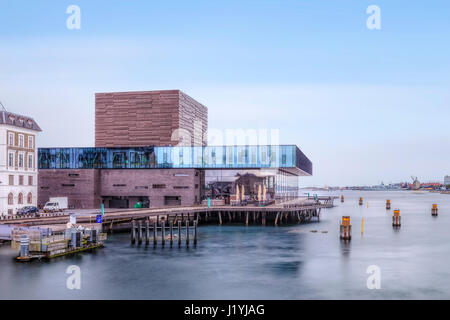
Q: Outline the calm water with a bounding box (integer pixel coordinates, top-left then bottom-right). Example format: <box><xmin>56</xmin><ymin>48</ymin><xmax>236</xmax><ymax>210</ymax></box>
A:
<box><xmin>1</xmin><ymin>190</ymin><xmax>450</xmax><ymax>300</ymax></box>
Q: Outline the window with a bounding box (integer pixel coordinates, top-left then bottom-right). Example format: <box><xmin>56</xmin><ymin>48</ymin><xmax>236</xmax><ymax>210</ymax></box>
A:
<box><xmin>28</xmin><ymin>154</ymin><xmax>33</xmax><ymax>169</ymax></box>
<box><xmin>18</xmin><ymin>154</ymin><xmax>24</xmax><ymax>168</ymax></box>
<box><xmin>18</xmin><ymin>193</ymin><xmax>23</xmax><ymax>205</ymax></box>
<box><xmin>40</xmin><ymin>186</ymin><xmax>49</xmax><ymax>190</ymax></box>
<box><xmin>195</xmin><ymin>184</ymin><xmax>199</xmax><ymax>189</ymax></box>
<box><xmin>174</xmin><ymin>174</ymin><xmax>189</xmax><ymax>177</ymax></box>
<box><xmin>62</xmin><ymin>184</ymin><xmax>75</xmax><ymax>187</ymax></box>
<box><xmin>28</xmin><ymin>136</ymin><xmax>34</xmax><ymax>149</ymax></box>
<box><xmin>18</xmin><ymin>134</ymin><xmax>24</xmax><ymax>147</ymax></box>
<box><xmin>8</xmin><ymin>209</ymin><xmax>13</xmax><ymax>216</ymax></box>
<box><xmin>27</xmin><ymin>193</ymin><xmax>33</xmax><ymax>204</ymax></box>
<box><xmin>68</xmin><ymin>173</ymin><xmax>79</xmax><ymax>177</ymax></box>
<box><xmin>19</xmin><ymin>175</ymin><xmax>24</xmax><ymax>185</ymax></box>
<box><xmin>173</xmin><ymin>186</ymin><xmax>189</xmax><ymax>189</ymax></box>
<box><xmin>8</xmin><ymin>153</ymin><xmax>14</xmax><ymax>167</ymax></box>
<box><xmin>8</xmin><ymin>133</ymin><xmax>14</xmax><ymax>146</ymax></box>
<box><xmin>152</xmin><ymin>184</ymin><xmax>166</xmax><ymax>189</ymax></box>
<box><xmin>112</xmin><ymin>184</ymin><xmax>126</xmax><ymax>187</ymax></box>
<box><xmin>135</xmin><ymin>186</ymin><xmax>149</xmax><ymax>190</ymax></box>
<box><xmin>28</xmin><ymin>176</ymin><xmax>33</xmax><ymax>186</ymax></box>
<box><xmin>9</xmin><ymin>175</ymin><xmax>14</xmax><ymax>186</ymax></box>
<box><xmin>8</xmin><ymin>193</ymin><xmax>13</xmax><ymax>205</ymax></box>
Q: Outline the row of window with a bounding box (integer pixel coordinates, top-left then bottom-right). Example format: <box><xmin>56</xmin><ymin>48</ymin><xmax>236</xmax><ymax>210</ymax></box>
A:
<box><xmin>8</xmin><ymin>133</ymin><xmax>34</xmax><ymax>149</ymax></box>
<box><xmin>7</xmin><ymin>192</ymin><xmax>33</xmax><ymax>205</ymax></box>
<box><xmin>9</xmin><ymin>175</ymin><xmax>33</xmax><ymax>186</ymax></box>
<box><xmin>8</xmin><ymin>152</ymin><xmax>34</xmax><ymax>169</ymax></box>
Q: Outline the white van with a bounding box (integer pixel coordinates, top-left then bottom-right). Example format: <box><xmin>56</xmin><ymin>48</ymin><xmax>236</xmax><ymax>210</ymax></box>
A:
<box><xmin>43</xmin><ymin>197</ymin><xmax>68</xmax><ymax>213</ymax></box>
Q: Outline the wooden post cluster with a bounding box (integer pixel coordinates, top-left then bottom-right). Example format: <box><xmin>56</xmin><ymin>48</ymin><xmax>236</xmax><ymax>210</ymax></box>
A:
<box><xmin>340</xmin><ymin>216</ymin><xmax>352</xmax><ymax>240</ymax></box>
<box><xmin>341</xmin><ymin>195</ymin><xmax>344</xmax><ymax>203</ymax></box>
<box><xmin>130</xmin><ymin>218</ymin><xmax>197</xmax><ymax>247</ymax></box>
<box><xmin>393</xmin><ymin>209</ymin><xmax>401</xmax><ymax>227</ymax></box>
<box><xmin>432</xmin><ymin>204</ymin><xmax>438</xmax><ymax>216</ymax></box>
<box><xmin>359</xmin><ymin>197</ymin><xmax>363</xmax><ymax>206</ymax></box>
<box><xmin>386</xmin><ymin>200</ymin><xmax>391</xmax><ymax>210</ymax></box>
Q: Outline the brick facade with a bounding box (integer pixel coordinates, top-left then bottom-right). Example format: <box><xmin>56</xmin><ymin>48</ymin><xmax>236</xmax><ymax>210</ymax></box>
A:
<box><xmin>95</xmin><ymin>90</ymin><xmax>207</xmax><ymax>147</ymax></box>
<box><xmin>38</xmin><ymin>168</ymin><xmax>203</xmax><ymax>209</ymax></box>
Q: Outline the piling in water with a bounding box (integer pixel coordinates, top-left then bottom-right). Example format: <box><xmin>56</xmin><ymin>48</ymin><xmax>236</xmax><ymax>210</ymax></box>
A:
<box><xmin>432</xmin><ymin>204</ymin><xmax>438</xmax><ymax>216</ymax></box>
<box><xmin>393</xmin><ymin>209</ymin><xmax>401</xmax><ymax>227</ymax></box>
<box><xmin>359</xmin><ymin>197</ymin><xmax>363</xmax><ymax>206</ymax></box>
<box><xmin>386</xmin><ymin>200</ymin><xmax>391</xmax><ymax>210</ymax></box>
<box><xmin>340</xmin><ymin>216</ymin><xmax>352</xmax><ymax>240</ymax></box>
<box><xmin>341</xmin><ymin>195</ymin><xmax>344</xmax><ymax>203</ymax></box>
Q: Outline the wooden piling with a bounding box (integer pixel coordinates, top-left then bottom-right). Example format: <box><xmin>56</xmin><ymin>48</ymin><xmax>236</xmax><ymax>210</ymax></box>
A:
<box><xmin>186</xmin><ymin>220</ymin><xmax>190</xmax><ymax>246</ymax></box>
<box><xmin>178</xmin><ymin>221</ymin><xmax>182</xmax><ymax>246</ymax></box>
<box><xmin>153</xmin><ymin>221</ymin><xmax>157</xmax><ymax>246</ymax></box>
<box><xmin>246</xmin><ymin>212</ymin><xmax>249</xmax><ymax>226</ymax></box>
<box><xmin>340</xmin><ymin>216</ymin><xmax>352</xmax><ymax>240</ymax></box>
<box><xmin>262</xmin><ymin>212</ymin><xmax>266</xmax><ymax>226</ymax></box>
<box><xmin>274</xmin><ymin>212</ymin><xmax>280</xmax><ymax>226</ymax></box>
<box><xmin>161</xmin><ymin>221</ymin><xmax>165</xmax><ymax>246</ymax></box>
<box><xmin>169</xmin><ymin>220</ymin><xmax>174</xmax><ymax>246</ymax></box>
<box><xmin>194</xmin><ymin>221</ymin><xmax>198</xmax><ymax>246</ymax></box>
<box><xmin>218</xmin><ymin>212</ymin><xmax>222</xmax><ymax>225</ymax></box>
<box><xmin>386</xmin><ymin>200</ymin><xmax>391</xmax><ymax>210</ymax></box>
<box><xmin>138</xmin><ymin>221</ymin><xmax>143</xmax><ymax>245</ymax></box>
<box><xmin>131</xmin><ymin>220</ymin><xmax>136</xmax><ymax>244</ymax></box>
<box><xmin>145</xmin><ymin>220</ymin><xmax>150</xmax><ymax>245</ymax></box>
<box><xmin>393</xmin><ymin>209</ymin><xmax>401</xmax><ymax>227</ymax></box>
<box><xmin>359</xmin><ymin>197</ymin><xmax>363</xmax><ymax>206</ymax></box>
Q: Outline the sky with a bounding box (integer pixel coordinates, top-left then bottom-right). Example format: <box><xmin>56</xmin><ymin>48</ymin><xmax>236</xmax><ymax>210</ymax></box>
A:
<box><xmin>0</xmin><ymin>0</ymin><xmax>449</xmax><ymax>186</ymax></box>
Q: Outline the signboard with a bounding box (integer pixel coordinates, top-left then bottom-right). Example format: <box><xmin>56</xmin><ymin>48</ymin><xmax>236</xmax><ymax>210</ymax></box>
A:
<box><xmin>96</xmin><ymin>214</ymin><xmax>102</xmax><ymax>224</ymax></box>
<box><xmin>101</xmin><ymin>204</ymin><xmax>104</xmax><ymax>216</ymax></box>
<box><xmin>207</xmin><ymin>197</ymin><xmax>211</xmax><ymax>208</ymax></box>
<box><xmin>69</xmin><ymin>214</ymin><xmax>77</xmax><ymax>225</ymax></box>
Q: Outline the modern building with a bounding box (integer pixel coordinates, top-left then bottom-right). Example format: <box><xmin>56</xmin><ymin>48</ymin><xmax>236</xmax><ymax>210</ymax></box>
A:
<box><xmin>0</xmin><ymin>111</ymin><xmax>41</xmax><ymax>216</ymax></box>
<box><xmin>445</xmin><ymin>175</ymin><xmax>450</xmax><ymax>186</ymax></box>
<box><xmin>38</xmin><ymin>90</ymin><xmax>312</xmax><ymax>209</ymax></box>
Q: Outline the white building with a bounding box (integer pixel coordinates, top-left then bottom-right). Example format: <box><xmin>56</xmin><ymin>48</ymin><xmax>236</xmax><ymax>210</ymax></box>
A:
<box><xmin>445</xmin><ymin>175</ymin><xmax>450</xmax><ymax>186</ymax></box>
<box><xmin>0</xmin><ymin>111</ymin><xmax>41</xmax><ymax>216</ymax></box>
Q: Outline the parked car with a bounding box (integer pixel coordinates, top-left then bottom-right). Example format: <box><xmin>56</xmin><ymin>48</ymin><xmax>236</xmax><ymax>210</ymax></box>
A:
<box><xmin>43</xmin><ymin>197</ymin><xmax>68</xmax><ymax>213</ymax></box>
<box><xmin>17</xmin><ymin>206</ymin><xmax>40</xmax><ymax>217</ymax></box>
<box><xmin>43</xmin><ymin>202</ymin><xmax>62</xmax><ymax>213</ymax></box>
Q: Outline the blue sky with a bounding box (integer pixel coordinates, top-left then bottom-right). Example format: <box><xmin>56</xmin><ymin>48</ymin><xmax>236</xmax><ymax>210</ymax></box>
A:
<box><xmin>0</xmin><ymin>0</ymin><xmax>449</xmax><ymax>186</ymax></box>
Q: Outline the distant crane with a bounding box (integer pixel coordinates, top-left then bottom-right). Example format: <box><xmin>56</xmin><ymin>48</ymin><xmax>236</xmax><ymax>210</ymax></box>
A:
<box><xmin>0</xmin><ymin>101</ymin><xmax>6</xmax><ymax>111</ymax></box>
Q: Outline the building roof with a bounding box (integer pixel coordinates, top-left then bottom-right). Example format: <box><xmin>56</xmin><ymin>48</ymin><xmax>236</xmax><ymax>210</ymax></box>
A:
<box><xmin>0</xmin><ymin>111</ymin><xmax>42</xmax><ymax>132</ymax></box>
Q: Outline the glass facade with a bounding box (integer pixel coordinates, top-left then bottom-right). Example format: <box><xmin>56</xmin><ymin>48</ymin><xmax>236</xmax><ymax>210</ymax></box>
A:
<box><xmin>38</xmin><ymin>145</ymin><xmax>312</xmax><ymax>174</ymax></box>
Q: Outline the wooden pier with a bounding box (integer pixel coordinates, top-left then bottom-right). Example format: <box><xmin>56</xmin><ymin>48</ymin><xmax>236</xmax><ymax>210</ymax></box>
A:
<box><xmin>131</xmin><ymin>219</ymin><xmax>198</xmax><ymax>246</ymax></box>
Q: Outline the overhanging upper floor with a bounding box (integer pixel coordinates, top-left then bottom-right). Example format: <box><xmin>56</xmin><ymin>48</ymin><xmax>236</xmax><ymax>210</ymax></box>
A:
<box><xmin>38</xmin><ymin>145</ymin><xmax>312</xmax><ymax>176</ymax></box>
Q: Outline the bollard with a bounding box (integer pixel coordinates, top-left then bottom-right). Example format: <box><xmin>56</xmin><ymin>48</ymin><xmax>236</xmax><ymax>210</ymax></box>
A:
<box><xmin>359</xmin><ymin>197</ymin><xmax>363</xmax><ymax>206</ymax></box>
<box><xmin>341</xmin><ymin>195</ymin><xmax>344</xmax><ymax>203</ymax></box>
<box><xmin>432</xmin><ymin>204</ymin><xmax>438</xmax><ymax>216</ymax></box>
<box><xmin>393</xmin><ymin>209</ymin><xmax>401</xmax><ymax>227</ymax></box>
<box><xmin>386</xmin><ymin>200</ymin><xmax>391</xmax><ymax>210</ymax></box>
<box><xmin>340</xmin><ymin>216</ymin><xmax>352</xmax><ymax>240</ymax></box>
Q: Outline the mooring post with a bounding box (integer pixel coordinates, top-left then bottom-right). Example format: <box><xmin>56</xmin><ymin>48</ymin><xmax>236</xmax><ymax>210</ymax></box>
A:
<box><xmin>340</xmin><ymin>216</ymin><xmax>352</xmax><ymax>240</ymax></box>
<box><xmin>186</xmin><ymin>220</ymin><xmax>190</xmax><ymax>246</ymax></box>
<box><xmin>145</xmin><ymin>220</ymin><xmax>150</xmax><ymax>245</ymax></box>
<box><xmin>359</xmin><ymin>197</ymin><xmax>363</xmax><ymax>206</ymax></box>
<box><xmin>341</xmin><ymin>195</ymin><xmax>344</xmax><ymax>203</ymax></box>
<box><xmin>386</xmin><ymin>200</ymin><xmax>391</xmax><ymax>210</ymax></box>
<box><xmin>393</xmin><ymin>209</ymin><xmax>401</xmax><ymax>227</ymax></box>
<box><xmin>170</xmin><ymin>220</ymin><xmax>174</xmax><ymax>246</ymax></box>
<box><xmin>153</xmin><ymin>221</ymin><xmax>157</xmax><ymax>246</ymax></box>
<box><xmin>131</xmin><ymin>220</ymin><xmax>136</xmax><ymax>244</ymax></box>
<box><xmin>194</xmin><ymin>221</ymin><xmax>198</xmax><ymax>246</ymax></box>
<box><xmin>218</xmin><ymin>211</ymin><xmax>222</xmax><ymax>225</ymax></box>
<box><xmin>432</xmin><ymin>204</ymin><xmax>438</xmax><ymax>216</ymax></box>
<box><xmin>138</xmin><ymin>221</ymin><xmax>143</xmax><ymax>245</ymax></box>
<box><xmin>274</xmin><ymin>212</ymin><xmax>280</xmax><ymax>226</ymax></box>
<box><xmin>178</xmin><ymin>221</ymin><xmax>182</xmax><ymax>246</ymax></box>
<box><xmin>246</xmin><ymin>212</ymin><xmax>249</xmax><ymax>226</ymax></box>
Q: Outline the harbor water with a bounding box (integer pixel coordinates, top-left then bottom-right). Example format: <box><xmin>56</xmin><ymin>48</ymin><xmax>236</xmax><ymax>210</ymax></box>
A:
<box><xmin>1</xmin><ymin>190</ymin><xmax>449</xmax><ymax>300</ymax></box>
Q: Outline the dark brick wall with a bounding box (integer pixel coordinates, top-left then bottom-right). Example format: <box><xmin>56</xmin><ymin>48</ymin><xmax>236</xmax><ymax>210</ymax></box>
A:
<box><xmin>38</xmin><ymin>169</ymin><xmax>100</xmax><ymax>209</ymax></box>
<box><xmin>38</xmin><ymin>168</ymin><xmax>203</xmax><ymax>209</ymax></box>
<box><xmin>95</xmin><ymin>90</ymin><xmax>207</xmax><ymax>147</ymax></box>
